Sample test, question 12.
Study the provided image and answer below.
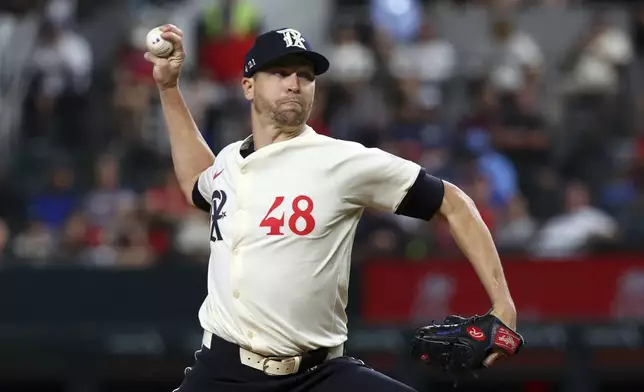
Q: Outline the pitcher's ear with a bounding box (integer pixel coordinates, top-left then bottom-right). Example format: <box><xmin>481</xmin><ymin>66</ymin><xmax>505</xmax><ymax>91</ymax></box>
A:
<box><xmin>242</xmin><ymin>77</ymin><xmax>254</xmax><ymax>100</ymax></box>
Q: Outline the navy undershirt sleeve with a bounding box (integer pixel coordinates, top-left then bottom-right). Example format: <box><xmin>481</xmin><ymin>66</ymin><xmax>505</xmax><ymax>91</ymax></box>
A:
<box><xmin>192</xmin><ymin>180</ymin><xmax>211</xmax><ymax>213</ymax></box>
<box><xmin>394</xmin><ymin>169</ymin><xmax>445</xmax><ymax>220</ymax></box>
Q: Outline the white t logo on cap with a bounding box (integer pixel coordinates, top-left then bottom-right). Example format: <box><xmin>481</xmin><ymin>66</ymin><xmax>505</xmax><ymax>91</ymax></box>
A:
<box><xmin>276</xmin><ymin>28</ymin><xmax>306</xmax><ymax>50</ymax></box>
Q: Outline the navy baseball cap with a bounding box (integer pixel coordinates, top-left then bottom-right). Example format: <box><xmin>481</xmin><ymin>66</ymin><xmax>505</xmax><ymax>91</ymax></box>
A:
<box><xmin>243</xmin><ymin>28</ymin><xmax>330</xmax><ymax>78</ymax></box>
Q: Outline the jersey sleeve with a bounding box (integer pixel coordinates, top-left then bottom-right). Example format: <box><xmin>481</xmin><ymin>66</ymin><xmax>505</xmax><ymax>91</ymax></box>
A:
<box><xmin>340</xmin><ymin>144</ymin><xmax>422</xmax><ymax>212</ymax></box>
<box><xmin>191</xmin><ymin>143</ymin><xmax>235</xmax><ymax>212</ymax></box>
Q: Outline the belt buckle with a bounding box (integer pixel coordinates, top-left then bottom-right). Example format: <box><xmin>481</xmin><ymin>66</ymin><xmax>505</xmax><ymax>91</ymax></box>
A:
<box><xmin>262</xmin><ymin>356</ymin><xmax>282</xmax><ymax>376</ymax></box>
<box><xmin>262</xmin><ymin>356</ymin><xmax>298</xmax><ymax>376</ymax></box>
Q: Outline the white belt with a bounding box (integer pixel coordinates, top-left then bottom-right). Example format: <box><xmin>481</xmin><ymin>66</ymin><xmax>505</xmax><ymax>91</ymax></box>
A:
<box><xmin>202</xmin><ymin>330</ymin><xmax>344</xmax><ymax>376</ymax></box>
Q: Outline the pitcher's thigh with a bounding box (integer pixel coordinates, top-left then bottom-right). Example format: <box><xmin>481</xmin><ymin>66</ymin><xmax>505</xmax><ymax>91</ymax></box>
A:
<box><xmin>307</xmin><ymin>357</ymin><xmax>418</xmax><ymax>392</ymax></box>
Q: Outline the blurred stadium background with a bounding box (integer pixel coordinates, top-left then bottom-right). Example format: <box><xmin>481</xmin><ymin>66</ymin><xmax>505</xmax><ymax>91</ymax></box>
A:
<box><xmin>0</xmin><ymin>0</ymin><xmax>643</xmax><ymax>391</ymax></box>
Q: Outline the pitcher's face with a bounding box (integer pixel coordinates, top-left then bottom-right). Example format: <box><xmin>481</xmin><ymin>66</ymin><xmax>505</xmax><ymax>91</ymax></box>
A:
<box><xmin>243</xmin><ymin>55</ymin><xmax>316</xmax><ymax>127</ymax></box>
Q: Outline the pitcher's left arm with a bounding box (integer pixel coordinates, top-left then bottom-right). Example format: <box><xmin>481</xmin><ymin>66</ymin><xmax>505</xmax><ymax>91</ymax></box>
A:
<box><xmin>395</xmin><ymin>170</ymin><xmax>517</xmax><ymax>353</ymax></box>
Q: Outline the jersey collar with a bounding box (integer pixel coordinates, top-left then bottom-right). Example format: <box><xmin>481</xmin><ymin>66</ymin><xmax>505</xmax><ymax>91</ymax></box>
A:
<box><xmin>239</xmin><ymin>125</ymin><xmax>316</xmax><ymax>157</ymax></box>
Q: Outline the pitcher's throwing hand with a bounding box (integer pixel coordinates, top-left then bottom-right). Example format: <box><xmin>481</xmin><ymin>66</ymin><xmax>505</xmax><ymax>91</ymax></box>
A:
<box><xmin>144</xmin><ymin>24</ymin><xmax>185</xmax><ymax>90</ymax></box>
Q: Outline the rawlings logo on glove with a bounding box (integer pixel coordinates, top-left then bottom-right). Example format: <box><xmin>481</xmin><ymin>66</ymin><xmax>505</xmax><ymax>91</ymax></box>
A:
<box><xmin>410</xmin><ymin>310</ymin><xmax>525</xmax><ymax>373</ymax></box>
<box><xmin>494</xmin><ymin>326</ymin><xmax>521</xmax><ymax>354</ymax></box>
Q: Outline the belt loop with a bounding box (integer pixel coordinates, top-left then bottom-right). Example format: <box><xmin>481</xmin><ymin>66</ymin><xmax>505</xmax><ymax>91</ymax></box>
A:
<box><xmin>202</xmin><ymin>330</ymin><xmax>212</xmax><ymax>349</ymax></box>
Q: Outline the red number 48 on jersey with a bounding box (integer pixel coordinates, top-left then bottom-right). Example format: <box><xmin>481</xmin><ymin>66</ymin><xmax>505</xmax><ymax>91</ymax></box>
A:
<box><xmin>260</xmin><ymin>195</ymin><xmax>315</xmax><ymax>236</ymax></box>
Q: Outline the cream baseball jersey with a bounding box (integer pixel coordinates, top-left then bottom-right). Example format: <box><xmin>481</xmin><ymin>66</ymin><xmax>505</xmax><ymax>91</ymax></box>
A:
<box><xmin>194</xmin><ymin>126</ymin><xmax>421</xmax><ymax>356</ymax></box>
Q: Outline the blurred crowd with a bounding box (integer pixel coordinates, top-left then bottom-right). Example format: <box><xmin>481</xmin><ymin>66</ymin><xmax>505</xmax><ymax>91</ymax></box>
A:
<box><xmin>1</xmin><ymin>0</ymin><xmax>644</xmax><ymax>269</ymax></box>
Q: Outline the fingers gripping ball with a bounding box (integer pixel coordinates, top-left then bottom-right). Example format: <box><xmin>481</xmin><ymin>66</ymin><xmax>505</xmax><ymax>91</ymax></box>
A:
<box><xmin>410</xmin><ymin>311</ymin><xmax>524</xmax><ymax>373</ymax></box>
<box><xmin>146</xmin><ymin>27</ymin><xmax>174</xmax><ymax>58</ymax></box>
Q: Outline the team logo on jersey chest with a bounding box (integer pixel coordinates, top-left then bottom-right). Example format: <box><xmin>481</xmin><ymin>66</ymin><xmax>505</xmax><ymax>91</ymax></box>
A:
<box><xmin>210</xmin><ymin>190</ymin><xmax>227</xmax><ymax>242</ymax></box>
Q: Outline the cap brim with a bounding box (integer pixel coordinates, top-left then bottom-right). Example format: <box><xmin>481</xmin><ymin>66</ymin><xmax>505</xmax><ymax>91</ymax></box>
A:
<box><xmin>254</xmin><ymin>50</ymin><xmax>330</xmax><ymax>76</ymax></box>
<box><xmin>297</xmin><ymin>51</ymin><xmax>330</xmax><ymax>75</ymax></box>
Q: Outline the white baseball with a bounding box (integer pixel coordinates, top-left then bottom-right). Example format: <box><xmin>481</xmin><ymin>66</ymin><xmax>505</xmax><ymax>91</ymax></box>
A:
<box><xmin>146</xmin><ymin>27</ymin><xmax>174</xmax><ymax>58</ymax></box>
